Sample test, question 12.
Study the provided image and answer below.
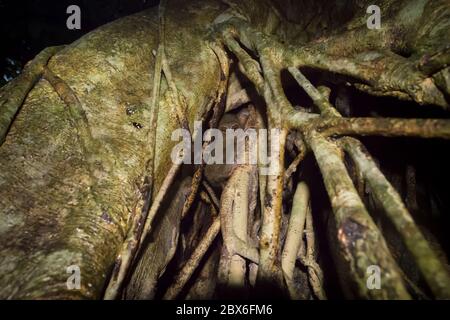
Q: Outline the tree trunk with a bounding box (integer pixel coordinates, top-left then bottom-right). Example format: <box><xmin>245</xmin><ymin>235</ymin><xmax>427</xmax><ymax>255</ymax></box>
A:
<box><xmin>0</xmin><ymin>0</ymin><xmax>224</xmax><ymax>299</ymax></box>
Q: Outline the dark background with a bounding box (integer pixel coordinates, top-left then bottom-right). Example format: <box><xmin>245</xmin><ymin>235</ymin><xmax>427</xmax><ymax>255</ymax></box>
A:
<box><xmin>0</xmin><ymin>0</ymin><xmax>159</xmax><ymax>86</ymax></box>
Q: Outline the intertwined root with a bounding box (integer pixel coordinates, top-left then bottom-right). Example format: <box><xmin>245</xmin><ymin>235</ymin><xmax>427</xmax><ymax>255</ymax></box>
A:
<box><xmin>154</xmin><ymin>16</ymin><xmax>450</xmax><ymax>299</ymax></box>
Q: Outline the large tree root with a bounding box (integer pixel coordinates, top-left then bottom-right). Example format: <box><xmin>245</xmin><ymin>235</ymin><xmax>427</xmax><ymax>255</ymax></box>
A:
<box><xmin>2</xmin><ymin>0</ymin><xmax>450</xmax><ymax>300</ymax></box>
<box><xmin>204</xmin><ymin>12</ymin><xmax>450</xmax><ymax>299</ymax></box>
<box><xmin>299</xmin><ymin>206</ymin><xmax>326</xmax><ymax>300</ymax></box>
<box><xmin>163</xmin><ymin>214</ymin><xmax>221</xmax><ymax>299</ymax></box>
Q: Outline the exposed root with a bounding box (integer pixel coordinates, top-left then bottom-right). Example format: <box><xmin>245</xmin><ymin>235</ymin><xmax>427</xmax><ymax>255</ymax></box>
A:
<box><xmin>306</xmin><ymin>130</ymin><xmax>410</xmax><ymax>299</ymax></box>
<box><xmin>104</xmin><ymin>161</ymin><xmax>182</xmax><ymax>300</ymax></box>
<box><xmin>284</xmin><ymin>139</ymin><xmax>306</xmax><ymax>183</ymax></box>
<box><xmin>181</xmin><ymin>167</ymin><xmax>204</xmax><ymax>219</ymax></box>
<box><xmin>103</xmin><ymin>1</ymin><xmax>171</xmax><ymax>299</ymax></box>
<box><xmin>288</xmin><ymin>67</ymin><xmax>340</xmax><ymax>118</ymax></box>
<box><xmin>202</xmin><ymin>180</ymin><xmax>220</xmax><ymax>209</ymax></box>
<box><xmin>0</xmin><ymin>46</ymin><xmax>64</xmax><ymax>145</ymax></box>
<box><xmin>288</xmin><ymin>49</ymin><xmax>448</xmax><ymax>108</ymax></box>
<box><xmin>258</xmin><ymin>124</ymin><xmax>286</xmax><ymax>286</ymax></box>
<box><xmin>164</xmin><ymin>213</ymin><xmax>221</xmax><ymax>300</ymax></box>
<box><xmin>222</xmin><ymin>32</ymin><xmax>264</xmax><ymax>95</ymax></box>
<box><xmin>145</xmin><ymin>0</ymin><xmax>167</xmax><ymax>198</ymax></box>
<box><xmin>298</xmin><ymin>206</ymin><xmax>326</xmax><ymax>300</ymax></box>
<box><xmin>180</xmin><ymin>41</ymin><xmax>231</xmax><ymax>220</ymax></box>
<box><xmin>313</xmin><ymin>117</ymin><xmax>450</xmax><ymax>139</ymax></box>
<box><xmin>42</xmin><ymin>67</ymin><xmax>97</xmax><ymax>158</ymax></box>
<box><xmin>340</xmin><ymin>137</ymin><xmax>450</xmax><ymax>299</ymax></box>
<box><xmin>281</xmin><ymin>182</ymin><xmax>309</xmax><ymax>299</ymax></box>
<box><xmin>105</xmin><ymin>2</ymin><xmax>231</xmax><ymax>300</ymax></box>
<box><xmin>218</xmin><ymin>163</ymin><xmax>259</xmax><ymax>288</ymax></box>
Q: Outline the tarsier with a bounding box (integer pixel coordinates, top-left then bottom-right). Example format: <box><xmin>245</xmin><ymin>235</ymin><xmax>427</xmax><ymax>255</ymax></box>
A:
<box><xmin>203</xmin><ymin>108</ymin><xmax>260</xmax><ymax>289</ymax></box>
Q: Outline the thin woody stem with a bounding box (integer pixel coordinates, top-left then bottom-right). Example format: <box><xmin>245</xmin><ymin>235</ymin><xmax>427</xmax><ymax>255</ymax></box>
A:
<box><xmin>42</xmin><ymin>67</ymin><xmax>98</xmax><ymax>158</ymax></box>
<box><xmin>288</xmin><ymin>67</ymin><xmax>341</xmax><ymax>118</ymax></box>
<box><xmin>145</xmin><ymin>0</ymin><xmax>167</xmax><ymax>195</ymax></box>
<box><xmin>104</xmin><ymin>161</ymin><xmax>181</xmax><ymax>300</ymax></box>
<box><xmin>138</xmin><ymin>162</ymin><xmax>182</xmax><ymax>245</ymax></box>
<box><xmin>258</xmin><ymin>121</ymin><xmax>287</xmax><ymax>286</ymax></box>
<box><xmin>222</xmin><ymin>32</ymin><xmax>264</xmax><ymax>95</ymax></box>
<box><xmin>161</xmin><ymin>52</ymin><xmax>189</xmax><ymax>131</ymax></box>
<box><xmin>284</xmin><ymin>140</ymin><xmax>306</xmax><ymax>183</ymax></box>
<box><xmin>202</xmin><ymin>180</ymin><xmax>220</xmax><ymax>209</ymax></box>
<box><xmin>163</xmin><ymin>212</ymin><xmax>220</xmax><ymax>300</ymax></box>
<box><xmin>180</xmin><ymin>41</ymin><xmax>230</xmax><ymax>220</ymax></box>
<box><xmin>300</xmin><ymin>207</ymin><xmax>326</xmax><ymax>300</ymax></box>
<box><xmin>314</xmin><ymin>117</ymin><xmax>450</xmax><ymax>139</ymax></box>
<box><xmin>181</xmin><ymin>167</ymin><xmax>203</xmax><ymax>219</ymax></box>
